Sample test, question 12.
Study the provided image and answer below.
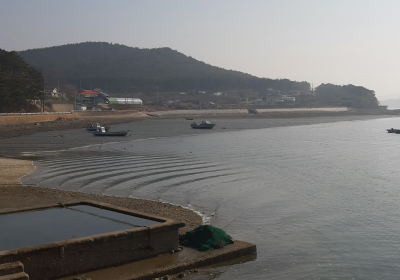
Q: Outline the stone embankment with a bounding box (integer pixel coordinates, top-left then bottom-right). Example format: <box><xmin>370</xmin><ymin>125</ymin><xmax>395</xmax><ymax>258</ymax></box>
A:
<box><xmin>256</xmin><ymin>107</ymin><xmax>349</xmax><ymax>113</ymax></box>
<box><xmin>149</xmin><ymin>107</ymin><xmax>349</xmax><ymax>117</ymax></box>
<box><xmin>0</xmin><ymin>111</ymin><xmax>149</xmax><ymax>126</ymax></box>
<box><xmin>149</xmin><ymin>109</ymin><xmax>249</xmax><ymax>117</ymax></box>
<box><xmin>0</xmin><ymin>112</ymin><xmax>73</xmax><ymax>125</ymax></box>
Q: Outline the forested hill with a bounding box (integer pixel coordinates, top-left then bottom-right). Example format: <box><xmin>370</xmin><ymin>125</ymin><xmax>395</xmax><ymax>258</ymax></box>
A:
<box><xmin>18</xmin><ymin>42</ymin><xmax>309</xmax><ymax>93</ymax></box>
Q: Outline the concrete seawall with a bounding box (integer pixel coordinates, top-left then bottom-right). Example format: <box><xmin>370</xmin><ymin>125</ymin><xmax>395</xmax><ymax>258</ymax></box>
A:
<box><xmin>150</xmin><ymin>109</ymin><xmax>249</xmax><ymax>117</ymax></box>
<box><xmin>256</xmin><ymin>107</ymin><xmax>349</xmax><ymax>113</ymax></box>
<box><xmin>0</xmin><ymin>107</ymin><xmax>351</xmax><ymax>126</ymax></box>
<box><xmin>0</xmin><ymin>113</ymin><xmax>73</xmax><ymax>125</ymax></box>
<box><xmin>0</xmin><ymin>111</ymin><xmax>147</xmax><ymax>126</ymax></box>
<box><xmin>151</xmin><ymin>107</ymin><xmax>349</xmax><ymax>117</ymax></box>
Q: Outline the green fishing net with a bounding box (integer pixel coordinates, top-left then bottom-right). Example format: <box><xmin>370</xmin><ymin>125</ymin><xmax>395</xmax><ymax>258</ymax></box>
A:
<box><xmin>179</xmin><ymin>225</ymin><xmax>234</xmax><ymax>251</ymax></box>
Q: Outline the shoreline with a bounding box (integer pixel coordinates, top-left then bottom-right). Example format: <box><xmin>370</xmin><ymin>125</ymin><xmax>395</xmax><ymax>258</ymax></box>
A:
<box><xmin>0</xmin><ymin>109</ymin><xmax>397</xmax><ymax>222</ymax></box>
<box><xmin>0</xmin><ymin>108</ymin><xmax>397</xmax><ymax>140</ymax></box>
<box><xmin>0</xmin><ymin>158</ymin><xmax>202</xmax><ymax>233</ymax></box>
<box><xmin>0</xmin><ymin>108</ymin><xmax>397</xmax><ymax>278</ymax></box>
<box><xmin>0</xmin><ymin>158</ymin><xmax>253</xmax><ymax>280</ymax></box>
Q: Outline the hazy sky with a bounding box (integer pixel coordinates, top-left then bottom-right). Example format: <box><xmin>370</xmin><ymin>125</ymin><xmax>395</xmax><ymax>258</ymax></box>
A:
<box><xmin>1</xmin><ymin>0</ymin><xmax>400</xmax><ymax>100</ymax></box>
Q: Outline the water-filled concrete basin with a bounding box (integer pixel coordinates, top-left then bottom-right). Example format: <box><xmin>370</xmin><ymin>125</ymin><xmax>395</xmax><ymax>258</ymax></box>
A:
<box><xmin>0</xmin><ymin>201</ymin><xmax>184</xmax><ymax>280</ymax></box>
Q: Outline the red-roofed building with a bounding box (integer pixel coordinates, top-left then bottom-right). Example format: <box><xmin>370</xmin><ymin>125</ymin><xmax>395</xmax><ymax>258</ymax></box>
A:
<box><xmin>76</xmin><ymin>90</ymin><xmax>99</xmax><ymax>97</ymax></box>
<box><xmin>75</xmin><ymin>90</ymin><xmax>101</xmax><ymax>104</ymax></box>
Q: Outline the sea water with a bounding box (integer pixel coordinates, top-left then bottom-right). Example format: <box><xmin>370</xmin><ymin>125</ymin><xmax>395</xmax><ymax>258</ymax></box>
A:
<box><xmin>18</xmin><ymin>116</ymin><xmax>400</xmax><ymax>279</ymax></box>
<box><xmin>0</xmin><ymin>205</ymin><xmax>158</xmax><ymax>251</ymax></box>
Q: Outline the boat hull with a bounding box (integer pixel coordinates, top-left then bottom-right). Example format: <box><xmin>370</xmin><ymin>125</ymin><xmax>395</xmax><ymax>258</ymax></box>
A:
<box><xmin>191</xmin><ymin>124</ymin><xmax>215</xmax><ymax>129</ymax></box>
<box><xmin>387</xmin><ymin>129</ymin><xmax>400</xmax><ymax>133</ymax></box>
<box><xmin>87</xmin><ymin>127</ymin><xmax>110</xmax><ymax>132</ymax></box>
<box><xmin>93</xmin><ymin>131</ymin><xmax>128</xmax><ymax>136</ymax></box>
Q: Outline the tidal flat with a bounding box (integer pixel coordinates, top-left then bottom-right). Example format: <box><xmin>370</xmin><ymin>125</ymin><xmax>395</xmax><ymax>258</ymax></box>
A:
<box><xmin>1</xmin><ymin>112</ymin><xmax>399</xmax><ymax>279</ymax></box>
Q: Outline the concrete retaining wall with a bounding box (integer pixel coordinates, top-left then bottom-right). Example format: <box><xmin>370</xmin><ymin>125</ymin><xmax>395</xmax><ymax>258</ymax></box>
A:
<box><xmin>152</xmin><ymin>109</ymin><xmax>249</xmax><ymax>117</ymax></box>
<box><xmin>0</xmin><ymin>111</ymin><xmax>143</xmax><ymax>126</ymax></box>
<box><xmin>0</xmin><ymin>201</ymin><xmax>184</xmax><ymax>280</ymax></box>
<box><xmin>73</xmin><ymin>110</ymin><xmax>139</xmax><ymax>117</ymax></box>
<box><xmin>52</xmin><ymin>104</ymin><xmax>74</xmax><ymax>112</ymax></box>
<box><xmin>0</xmin><ymin>113</ymin><xmax>73</xmax><ymax>125</ymax></box>
<box><xmin>256</xmin><ymin>107</ymin><xmax>349</xmax><ymax>113</ymax></box>
<box><xmin>149</xmin><ymin>107</ymin><xmax>349</xmax><ymax>117</ymax></box>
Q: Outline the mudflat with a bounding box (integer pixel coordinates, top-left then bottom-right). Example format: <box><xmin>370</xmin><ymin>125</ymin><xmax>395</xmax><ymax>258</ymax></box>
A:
<box><xmin>0</xmin><ymin>108</ymin><xmax>397</xmax><ymax>139</ymax></box>
<box><xmin>0</xmin><ymin>158</ymin><xmax>35</xmax><ymax>185</ymax></box>
<box><xmin>0</xmin><ymin>108</ymin><xmax>396</xmax><ymax>279</ymax></box>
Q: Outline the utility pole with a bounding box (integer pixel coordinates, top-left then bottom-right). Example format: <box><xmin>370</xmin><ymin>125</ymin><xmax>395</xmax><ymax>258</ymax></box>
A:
<box><xmin>42</xmin><ymin>75</ymin><xmax>45</xmax><ymax>112</ymax></box>
<box><xmin>156</xmin><ymin>86</ymin><xmax>159</xmax><ymax>110</ymax></box>
<box><xmin>74</xmin><ymin>82</ymin><xmax>77</xmax><ymax>110</ymax></box>
<box><xmin>131</xmin><ymin>87</ymin><xmax>135</xmax><ymax>111</ymax></box>
<box><xmin>80</xmin><ymin>80</ymin><xmax>82</xmax><ymax>102</ymax></box>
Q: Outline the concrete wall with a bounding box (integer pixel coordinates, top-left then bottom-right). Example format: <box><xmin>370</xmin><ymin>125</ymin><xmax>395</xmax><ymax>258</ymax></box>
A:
<box><xmin>72</xmin><ymin>110</ymin><xmax>139</xmax><ymax>117</ymax></box>
<box><xmin>256</xmin><ymin>107</ymin><xmax>349</xmax><ymax>113</ymax></box>
<box><xmin>0</xmin><ymin>111</ymin><xmax>143</xmax><ymax>126</ymax></box>
<box><xmin>0</xmin><ymin>201</ymin><xmax>184</xmax><ymax>280</ymax></box>
<box><xmin>0</xmin><ymin>113</ymin><xmax>73</xmax><ymax>125</ymax></box>
<box><xmin>52</xmin><ymin>104</ymin><xmax>74</xmax><ymax>112</ymax></box>
<box><xmin>153</xmin><ymin>109</ymin><xmax>249</xmax><ymax>117</ymax></box>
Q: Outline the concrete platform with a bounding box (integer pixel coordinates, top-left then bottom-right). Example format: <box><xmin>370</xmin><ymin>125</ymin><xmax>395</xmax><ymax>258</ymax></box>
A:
<box><xmin>60</xmin><ymin>240</ymin><xmax>256</xmax><ymax>280</ymax></box>
<box><xmin>0</xmin><ymin>201</ymin><xmax>184</xmax><ymax>280</ymax></box>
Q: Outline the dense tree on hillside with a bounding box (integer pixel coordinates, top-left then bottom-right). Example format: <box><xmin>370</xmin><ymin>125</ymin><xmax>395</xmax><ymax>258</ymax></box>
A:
<box><xmin>18</xmin><ymin>42</ymin><xmax>310</xmax><ymax>94</ymax></box>
<box><xmin>0</xmin><ymin>49</ymin><xmax>43</xmax><ymax>112</ymax></box>
<box><xmin>315</xmin><ymin>83</ymin><xmax>378</xmax><ymax>108</ymax></box>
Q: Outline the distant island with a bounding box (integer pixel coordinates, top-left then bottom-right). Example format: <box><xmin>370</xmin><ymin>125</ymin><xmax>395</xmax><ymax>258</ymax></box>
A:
<box><xmin>379</xmin><ymin>98</ymin><xmax>400</xmax><ymax>109</ymax></box>
<box><xmin>0</xmin><ymin>42</ymin><xmax>380</xmax><ymax>113</ymax></box>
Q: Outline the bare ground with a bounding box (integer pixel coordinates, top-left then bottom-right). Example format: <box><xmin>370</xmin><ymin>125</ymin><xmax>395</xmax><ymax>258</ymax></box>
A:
<box><xmin>0</xmin><ymin>112</ymin><xmax>150</xmax><ymax>139</ymax></box>
<box><xmin>0</xmin><ymin>108</ymin><xmax>397</xmax><ymax>230</ymax></box>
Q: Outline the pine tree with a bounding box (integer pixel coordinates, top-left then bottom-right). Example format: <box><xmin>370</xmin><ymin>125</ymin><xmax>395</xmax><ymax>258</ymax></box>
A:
<box><xmin>0</xmin><ymin>49</ymin><xmax>43</xmax><ymax>112</ymax></box>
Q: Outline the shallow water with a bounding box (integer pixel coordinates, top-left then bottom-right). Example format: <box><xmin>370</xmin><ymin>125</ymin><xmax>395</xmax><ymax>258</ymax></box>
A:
<box><xmin>0</xmin><ymin>205</ymin><xmax>158</xmax><ymax>251</ymax></box>
<box><xmin>17</xmin><ymin>116</ymin><xmax>400</xmax><ymax>279</ymax></box>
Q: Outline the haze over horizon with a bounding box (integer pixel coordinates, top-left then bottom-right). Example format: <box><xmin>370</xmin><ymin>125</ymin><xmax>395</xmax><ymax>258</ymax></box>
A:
<box><xmin>1</xmin><ymin>0</ymin><xmax>400</xmax><ymax>101</ymax></box>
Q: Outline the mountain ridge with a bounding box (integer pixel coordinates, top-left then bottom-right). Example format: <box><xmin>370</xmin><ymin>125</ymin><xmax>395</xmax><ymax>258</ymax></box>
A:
<box><xmin>17</xmin><ymin>42</ymin><xmax>309</xmax><ymax>93</ymax></box>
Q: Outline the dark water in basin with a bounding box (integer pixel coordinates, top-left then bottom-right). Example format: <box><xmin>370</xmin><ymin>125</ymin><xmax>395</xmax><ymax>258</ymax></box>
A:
<box><xmin>0</xmin><ymin>205</ymin><xmax>158</xmax><ymax>251</ymax></box>
<box><xmin>17</xmin><ymin>116</ymin><xmax>400</xmax><ymax>279</ymax></box>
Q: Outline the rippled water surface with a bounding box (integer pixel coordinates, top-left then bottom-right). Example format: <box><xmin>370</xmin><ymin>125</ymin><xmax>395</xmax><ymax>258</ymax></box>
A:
<box><xmin>19</xmin><ymin>116</ymin><xmax>400</xmax><ymax>279</ymax></box>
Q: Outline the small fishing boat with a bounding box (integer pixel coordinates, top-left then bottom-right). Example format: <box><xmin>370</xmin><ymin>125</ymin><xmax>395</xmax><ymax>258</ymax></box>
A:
<box><xmin>191</xmin><ymin>120</ymin><xmax>215</xmax><ymax>129</ymax></box>
<box><xmin>387</xmin><ymin>128</ymin><xmax>400</xmax><ymax>133</ymax></box>
<box><xmin>86</xmin><ymin>123</ymin><xmax>110</xmax><ymax>132</ymax></box>
<box><xmin>93</xmin><ymin>127</ymin><xmax>128</xmax><ymax>136</ymax></box>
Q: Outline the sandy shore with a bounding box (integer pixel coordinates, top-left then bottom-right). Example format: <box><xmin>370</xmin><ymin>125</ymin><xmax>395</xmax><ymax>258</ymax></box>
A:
<box><xmin>0</xmin><ymin>158</ymin><xmax>35</xmax><ymax>185</ymax></box>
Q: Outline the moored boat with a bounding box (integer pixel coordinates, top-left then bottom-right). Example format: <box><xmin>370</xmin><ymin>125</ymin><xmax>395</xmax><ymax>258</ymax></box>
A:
<box><xmin>387</xmin><ymin>128</ymin><xmax>400</xmax><ymax>133</ymax></box>
<box><xmin>93</xmin><ymin>127</ymin><xmax>128</xmax><ymax>136</ymax></box>
<box><xmin>191</xmin><ymin>120</ymin><xmax>215</xmax><ymax>129</ymax></box>
<box><xmin>86</xmin><ymin>123</ymin><xmax>110</xmax><ymax>132</ymax></box>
